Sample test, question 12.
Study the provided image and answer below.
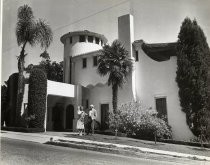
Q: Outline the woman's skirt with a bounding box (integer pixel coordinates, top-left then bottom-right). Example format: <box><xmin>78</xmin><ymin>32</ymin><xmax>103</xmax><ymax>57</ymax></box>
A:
<box><xmin>77</xmin><ymin>119</ymin><xmax>84</xmax><ymax>129</ymax></box>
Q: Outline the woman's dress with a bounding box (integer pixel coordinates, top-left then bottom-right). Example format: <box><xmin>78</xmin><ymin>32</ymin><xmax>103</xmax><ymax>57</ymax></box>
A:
<box><xmin>77</xmin><ymin>111</ymin><xmax>85</xmax><ymax>129</ymax></box>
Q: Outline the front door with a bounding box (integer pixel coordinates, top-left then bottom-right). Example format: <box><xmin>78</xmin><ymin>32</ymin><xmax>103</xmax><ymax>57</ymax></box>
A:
<box><xmin>52</xmin><ymin>103</ymin><xmax>64</xmax><ymax>131</ymax></box>
<box><xmin>101</xmin><ymin>104</ymin><xmax>109</xmax><ymax>130</ymax></box>
<box><xmin>66</xmin><ymin>105</ymin><xmax>74</xmax><ymax>130</ymax></box>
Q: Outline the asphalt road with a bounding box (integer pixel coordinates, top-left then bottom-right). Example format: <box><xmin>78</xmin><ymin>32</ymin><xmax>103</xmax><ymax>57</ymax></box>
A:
<box><xmin>1</xmin><ymin>137</ymin><xmax>207</xmax><ymax>165</ymax></box>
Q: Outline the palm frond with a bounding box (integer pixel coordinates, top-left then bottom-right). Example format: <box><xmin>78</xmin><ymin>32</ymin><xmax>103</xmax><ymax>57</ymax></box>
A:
<box><xmin>17</xmin><ymin>4</ymin><xmax>34</xmax><ymax>21</ymax></box>
<box><xmin>97</xmin><ymin>39</ymin><xmax>133</xmax><ymax>87</ymax></box>
<box><xmin>16</xmin><ymin>5</ymin><xmax>36</xmax><ymax>46</ymax></box>
<box><xmin>35</xmin><ymin>19</ymin><xmax>53</xmax><ymax>49</ymax></box>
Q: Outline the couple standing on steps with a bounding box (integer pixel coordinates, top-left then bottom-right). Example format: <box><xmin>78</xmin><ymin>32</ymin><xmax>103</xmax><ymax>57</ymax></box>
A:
<box><xmin>77</xmin><ymin>104</ymin><xmax>97</xmax><ymax>136</ymax></box>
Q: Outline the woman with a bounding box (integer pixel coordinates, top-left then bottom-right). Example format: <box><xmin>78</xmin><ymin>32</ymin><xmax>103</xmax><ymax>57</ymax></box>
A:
<box><xmin>77</xmin><ymin>106</ymin><xmax>86</xmax><ymax>136</ymax></box>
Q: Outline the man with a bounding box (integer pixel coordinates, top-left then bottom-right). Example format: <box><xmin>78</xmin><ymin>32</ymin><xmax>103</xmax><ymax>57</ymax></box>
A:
<box><xmin>89</xmin><ymin>104</ymin><xmax>97</xmax><ymax>134</ymax></box>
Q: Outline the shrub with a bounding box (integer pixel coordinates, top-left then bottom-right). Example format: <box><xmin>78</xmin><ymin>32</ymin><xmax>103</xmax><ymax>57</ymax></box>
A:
<box><xmin>5</xmin><ymin>73</ymin><xmax>19</xmax><ymax>127</ymax></box>
<box><xmin>109</xmin><ymin>101</ymin><xmax>172</xmax><ymax>140</ymax></box>
<box><xmin>109</xmin><ymin>111</ymin><xmax>124</xmax><ymax>136</ymax></box>
<box><xmin>1</xmin><ymin>84</ymin><xmax>8</xmax><ymax>126</ymax></box>
<box><xmin>28</xmin><ymin>69</ymin><xmax>47</xmax><ymax>128</ymax></box>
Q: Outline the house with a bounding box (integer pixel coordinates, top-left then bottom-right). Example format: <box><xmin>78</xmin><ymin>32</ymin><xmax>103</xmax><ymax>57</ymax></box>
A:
<box><xmin>22</xmin><ymin>14</ymin><xmax>194</xmax><ymax>140</ymax></box>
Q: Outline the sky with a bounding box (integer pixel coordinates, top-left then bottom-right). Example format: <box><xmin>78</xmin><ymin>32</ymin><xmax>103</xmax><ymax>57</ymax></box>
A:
<box><xmin>1</xmin><ymin>0</ymin><xmax>210</xmax><ymax>84</ymax></box>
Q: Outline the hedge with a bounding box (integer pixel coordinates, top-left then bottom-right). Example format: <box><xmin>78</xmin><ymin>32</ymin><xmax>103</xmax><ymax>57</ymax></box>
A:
<box><xmin>5</xmin><ymin>73</ymin><xmax>19</xmax><ymax>127</ymax></box>
<box><xmin>28</xmin><ymin>69</ymin><xmax>47</xmax><ymax>128</ymax></box>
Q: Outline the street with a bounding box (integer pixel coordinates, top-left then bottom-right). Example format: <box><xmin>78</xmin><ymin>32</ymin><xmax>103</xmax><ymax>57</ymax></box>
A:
<box><xmin>1</xmin><ymin>137</ymin><xmax>207</xmax><ymax>165</ymax></box>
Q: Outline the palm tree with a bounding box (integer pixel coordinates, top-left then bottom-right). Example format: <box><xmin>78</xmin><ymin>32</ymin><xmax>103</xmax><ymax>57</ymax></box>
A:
<box><xmin>97</xmin><ymin>40</ymin><xmax>133</xmax><ymax>113</ymax></box>
<box><xmin>15</xmin><ymin>5</ymin><xmax>53</xmax><ymax>125</ymax></box>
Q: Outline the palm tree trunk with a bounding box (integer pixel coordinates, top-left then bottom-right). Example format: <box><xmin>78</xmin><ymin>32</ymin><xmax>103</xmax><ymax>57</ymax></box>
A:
<box><xmin>112</xmin><ymin>84</ymin><xmax>118</xmax><ymax>114</ymax></box>
<box><xmin>16</xmin><ymin>43</ymin><xmax>26</xmax><ymax>126</ymax></box>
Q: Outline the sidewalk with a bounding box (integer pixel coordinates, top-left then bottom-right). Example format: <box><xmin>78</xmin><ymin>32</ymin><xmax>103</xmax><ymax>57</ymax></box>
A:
<box><xmin>1</xmin><ymin>130</ymin><xmax>210</xmax><ymax>162</ymax></box>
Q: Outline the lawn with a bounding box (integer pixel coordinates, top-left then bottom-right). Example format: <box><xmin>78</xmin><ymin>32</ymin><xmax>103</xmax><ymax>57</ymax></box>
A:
<box><xmin>43</xmin><ymin>131</ymin><xmax>210</xmax><ymax>157</ymax></box>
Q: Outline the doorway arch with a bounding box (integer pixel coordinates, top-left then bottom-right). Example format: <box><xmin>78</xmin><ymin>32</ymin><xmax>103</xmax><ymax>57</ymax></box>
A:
<box><xmin>66</xmin><ymin>104</ymin><xmax>74</xmax><ymax>130</ymax></box>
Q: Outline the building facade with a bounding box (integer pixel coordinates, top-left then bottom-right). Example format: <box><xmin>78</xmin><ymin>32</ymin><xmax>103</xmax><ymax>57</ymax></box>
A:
<box><xmin>56</xmin><ymin>14</ymin><xmax>194</xmax><ymax>140</ymax></box>
<box><xmin>20</xmin><ymin>14</ymin><xmax>194</xmax><ymax>140</ymax></box>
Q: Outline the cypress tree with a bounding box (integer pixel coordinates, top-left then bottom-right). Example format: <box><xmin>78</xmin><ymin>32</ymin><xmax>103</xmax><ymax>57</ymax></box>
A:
<box><xmin>176</xmin><ymin>18</ymin><xmax>210</xmax><ymax>138</ymax></box>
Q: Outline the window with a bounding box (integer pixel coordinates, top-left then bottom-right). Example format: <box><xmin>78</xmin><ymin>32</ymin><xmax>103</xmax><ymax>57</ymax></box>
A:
<box><xmin>155</xmin><ymin>97</ymin><xmax>167</xmax><ymax>121</ymax></box>
<box><xmin>70</xmin><ymin>37</ymin><xmax>72</xmax><ymax>44</ymax></box>
<box><xmin>79</xmin><ymin>35</ymin><xmax>85</xmax><ymax>42</ymax></box>
<box><xmin>82</xmin><ymin>58</ymin><xmax>87</xmax><ymax>68</ymax></box>
<box><xmin>88</xmin><ymin>36</ymin><xmax>93</xmax><ymax>43</ymax></box>
<box><xmin>101</xmin><ymin>40</ymin><xmax>103</xmax><ymax>46</ymax></box>
<box><xmin>95</xmin><ymin>37</ymin><xmax>99</xmax><ymax>44</ymax></box>
<box><xmin>135</xmin><ymin>51</ymin><xmax>139</xmax><ymax>62</ymax></box>
<box><xmin>93</xmin><ymin>56</ymin><xmax>98</xmax><ymax>66</ymax></box>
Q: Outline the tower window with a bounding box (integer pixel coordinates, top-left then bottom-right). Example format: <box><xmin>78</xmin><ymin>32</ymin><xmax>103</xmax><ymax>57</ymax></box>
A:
<box><xmin>135</xmin><ymin>51</ymin><xmax>139</xmax><ymax>62</ymax></box>
<box><xmin>88</xmin><ymin>36</ymin><xmax>93</xmax><ymax>43</ymax></box>
<box><xmin>95</xmin><ymin>37</ymin><xmax>99</xmax><ymax>44</ymax></box>
<box><xmin>82</xmin><ymin>58</ymin><xmax>87</xmax><ymax>68</ymax></box>
<box><xmin>93</xmin><ymin>56</ymin><xmax>98</xmax><ymax>66</ymax></box>
<box><xmin>79</xmin><ymin>35</ymin><xmax>85</xmax><ymax>42</ymax></box>
<box><xmin>70</xmin><ymin>37</ymin><xmax>72</xmax><ymax>44</ymax></box>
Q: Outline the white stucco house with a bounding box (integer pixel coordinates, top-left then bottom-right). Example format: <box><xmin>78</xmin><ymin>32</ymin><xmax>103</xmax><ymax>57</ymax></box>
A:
<box><xmin>22</xmin><ymin>14</ymin><xmax>194</xmax><ymax>140</ymax></box>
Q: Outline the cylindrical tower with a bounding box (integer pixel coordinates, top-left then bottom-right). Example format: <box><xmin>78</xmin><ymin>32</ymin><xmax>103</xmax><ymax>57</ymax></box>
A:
<box><xmin>60</xmin><ymin>30</ymin><xmax>107</xmax><ymax>84</ymax></box>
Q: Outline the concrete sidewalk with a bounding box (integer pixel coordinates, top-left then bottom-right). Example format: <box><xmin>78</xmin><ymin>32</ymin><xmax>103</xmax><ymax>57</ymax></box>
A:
<box><xmin>1</xmin><ymin>130</ymin><xmax>210</xmax><ymax>162</ymax></box>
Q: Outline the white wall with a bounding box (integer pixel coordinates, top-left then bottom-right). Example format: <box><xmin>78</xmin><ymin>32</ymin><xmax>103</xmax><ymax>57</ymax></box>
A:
<box><xmin>47</xmin><ymin>80</ymin><xmax>75</xmax><ymax>98</ymax></box>
<box><xmin>21</xmin><ymin>84</ymin><xmax>29</xmax><ymax>115</ymax></box>
<box><xmin>134</xmin><ymin>45</ymin><xmax>194</xmax><ymax>140</ymax></box>
<box><xmin>63</xmin><ymin>35</ymin><xmax>103</xmax><ymax>83</ymax></box>
<box><xmin>69</xmin><ymin>36</ymin><xmax>102</xmax><ymax>57</ymax></box>
<box><xmin>84</xmin><ymin>83</ymin><xmax>136</xmax><ymax>123</ymax></box>
<box><xmin>73</xmin><ymin>52</ymin><xmax>108</xmax><ymax>87</ymax></box>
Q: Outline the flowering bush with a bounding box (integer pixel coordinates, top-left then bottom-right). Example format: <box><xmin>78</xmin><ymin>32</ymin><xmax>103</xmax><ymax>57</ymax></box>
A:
<box><xmin>109</xmin><ymin>101</ymin><xmax>172</xmax><ymax>140</ymax></box>
<box><xmin>109</xmin><ymin>111</ymin><xmax>123</xmax><ymax>134</ymax></box>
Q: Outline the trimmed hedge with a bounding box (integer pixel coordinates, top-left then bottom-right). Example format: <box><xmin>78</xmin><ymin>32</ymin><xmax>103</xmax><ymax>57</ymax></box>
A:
<box><xmin>28</xmin><ymin>69</ymin><xmax>47</xmax><ymax>128</ymax></box>
<box><xmin>5</xmin><ymin>73</ymin><xmax>19</xmax><ymax>127</ymax></box>
<box><xmin>1</xmin><ymin>85</ymin><xmax>8</xmax><ymax>126</ymax></box>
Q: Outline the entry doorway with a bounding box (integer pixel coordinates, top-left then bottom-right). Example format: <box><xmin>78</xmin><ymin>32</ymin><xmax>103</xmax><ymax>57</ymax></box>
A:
<box><xmin>66</xmin><ymin>104</ymin><xmax>74</xmax><ymax>130</ymax></box>
<box><xmin>52</xmin><ymin>103</ymin><xmax>64</xmax><ymax>131</ymax></box>
<box><xmin>101</xmin><ymin>104</ymin><xmax>109</xmax><ymax>130</ymax></box>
